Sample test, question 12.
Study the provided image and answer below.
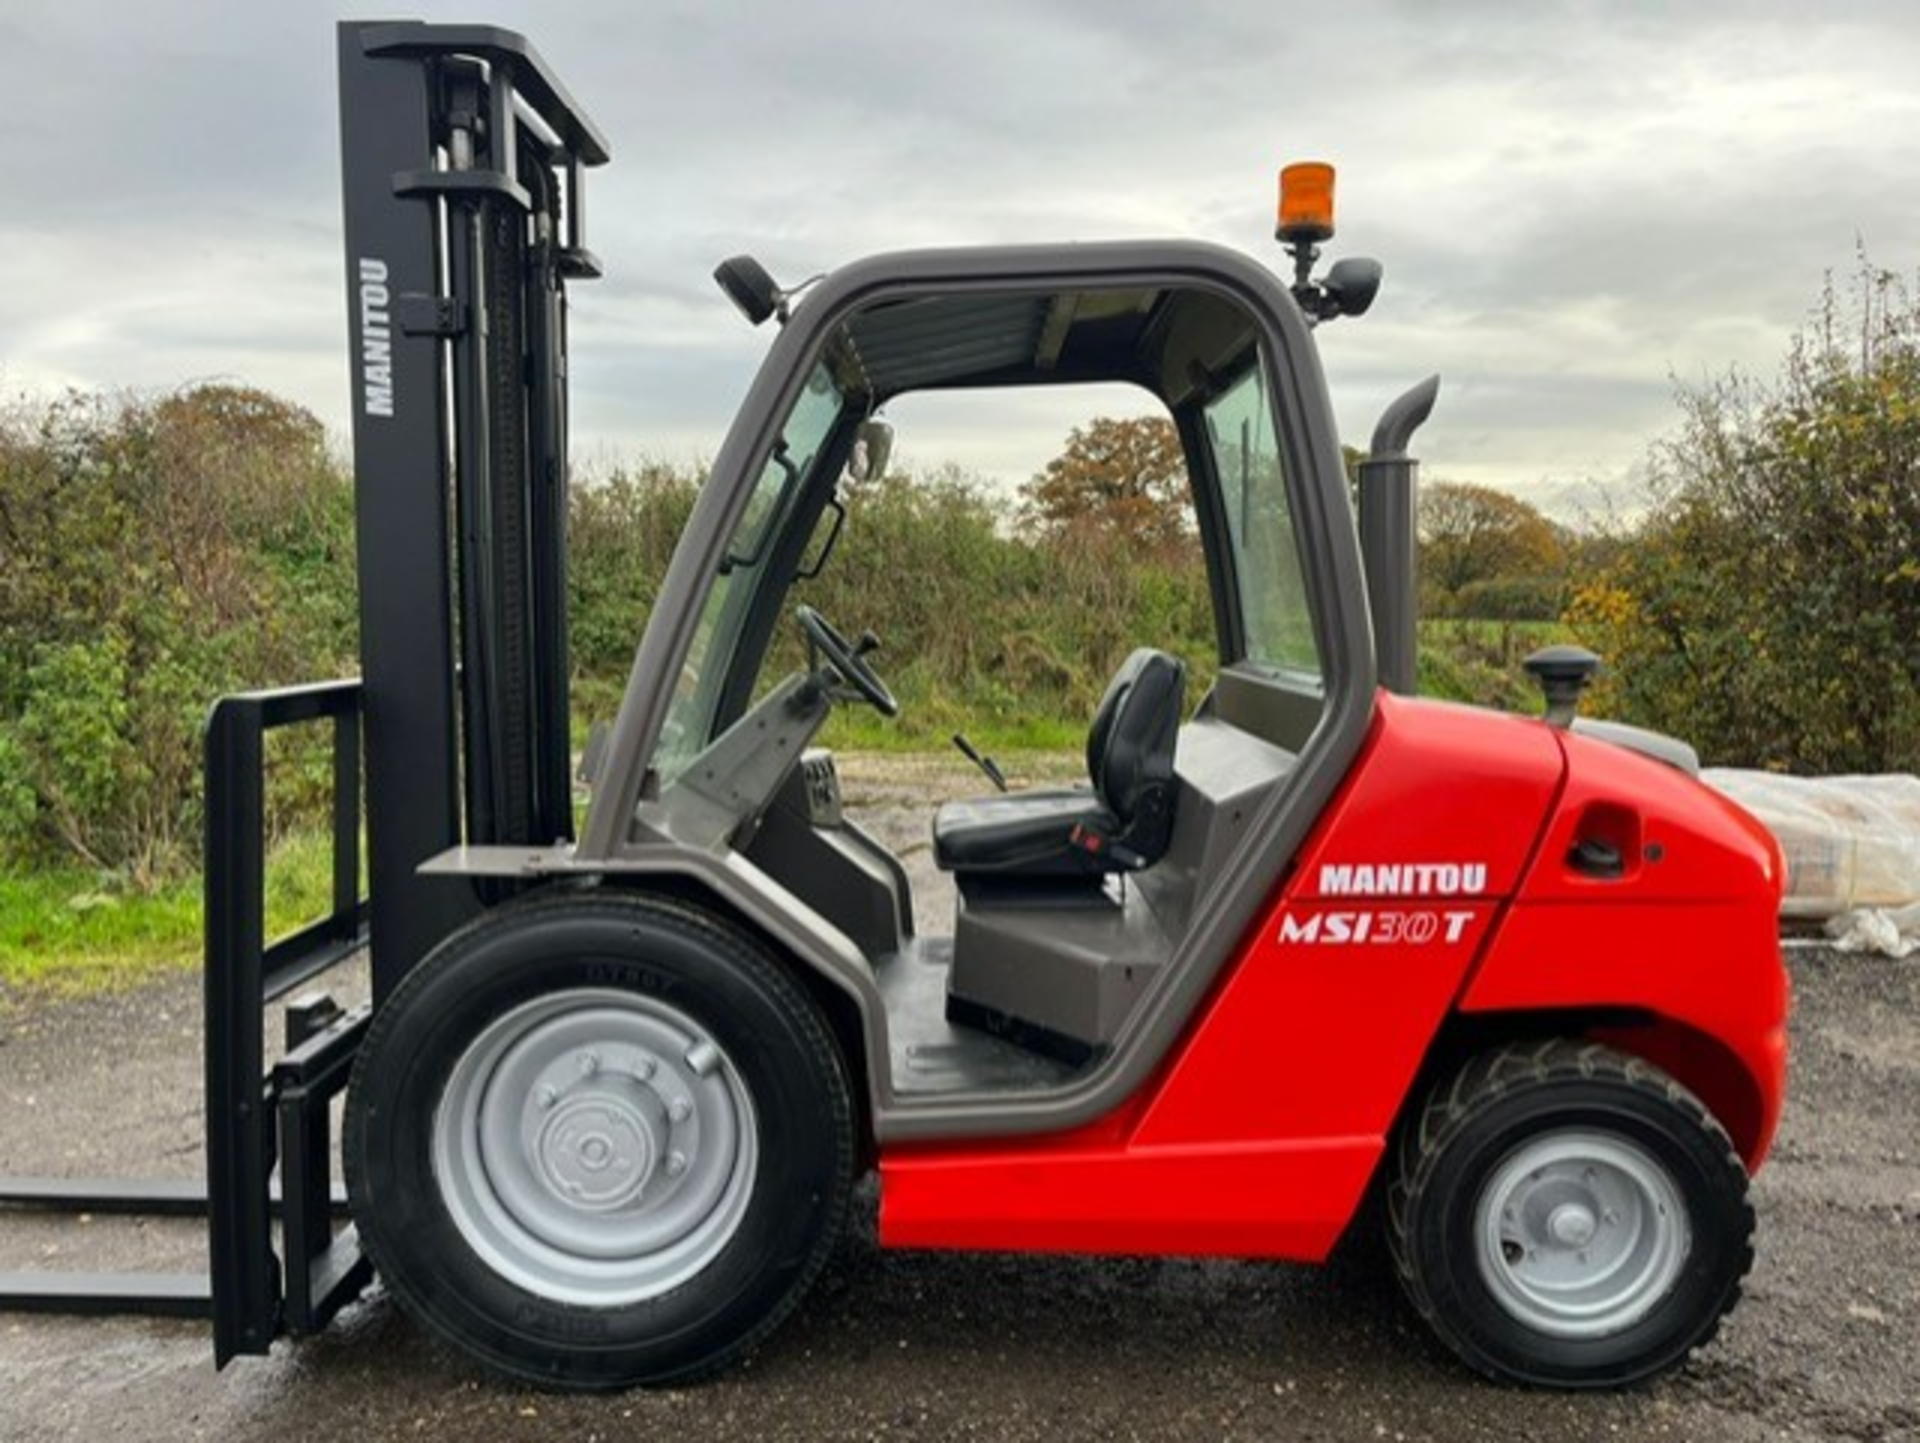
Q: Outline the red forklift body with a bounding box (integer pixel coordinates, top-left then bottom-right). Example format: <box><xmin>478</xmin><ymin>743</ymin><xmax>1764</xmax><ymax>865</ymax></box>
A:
<box><xmin>1465</xmin><ymin>724</ymin><xmax>1790</xmax><ymax>1170</ymax></box>
<box><xmin>879</xmin><ymin>693</ymin><xmax>1787</xmax><ymax>1256</ymax></box>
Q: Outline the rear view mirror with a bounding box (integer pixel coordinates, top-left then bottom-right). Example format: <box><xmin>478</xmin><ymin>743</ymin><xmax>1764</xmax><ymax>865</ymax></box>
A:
<box><xmin>1323</xmin><ymin>257</ymin><xmax>1383</xmax><ymax>318</ymax></box>
<box><xmin>714</xmin><ymin>255</ymin><xmax>781</xmax><ymax>326</ymax></box>
<box><xmin>849</xmin><ymin>419</ymin><xmax>894</xmax><ymax>482</ymax></box>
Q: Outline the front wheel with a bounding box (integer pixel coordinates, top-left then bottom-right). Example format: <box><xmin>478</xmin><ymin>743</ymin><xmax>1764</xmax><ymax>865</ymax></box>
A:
<box><xmin>1388</xmin><ymin>1040</ymin><xmax>1754</xmax><ymax>1388</ymax></box>
<box><xmin>343</xmin><ymin>893</ymin><xmax>855</xmax><ymax>1390</ymax></box>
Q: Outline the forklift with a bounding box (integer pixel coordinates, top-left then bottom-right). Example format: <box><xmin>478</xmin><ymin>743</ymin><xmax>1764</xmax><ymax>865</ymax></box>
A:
<box><xmin>180</xmin><ymin>21</ymin><xmax>1789</xmax><ymax>1393</ymax></box>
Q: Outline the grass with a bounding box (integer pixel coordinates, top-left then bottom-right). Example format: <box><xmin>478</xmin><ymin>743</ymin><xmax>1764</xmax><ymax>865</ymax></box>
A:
<box><xmin>1417</xmin><ymin>618</ymin><xmax>1572</xmax><ymax>712</ymax></box>
<box><xmin>0</xmin><ymin>829</ymin><xmax>338</xmax><ymax>1000</ymax></box>
<box><xmin>6</xmin><ymin>621</ymin><xmax>1567</xmax><ymax>1003</ymax></box>
<box><xmin>822</xmin><ymin>700</ymin><xmax>1083</xmax><ymax>755</ymax></box>
<box><xmin>576</xmin><ymin>671</ymin><xmax>1100</xmax><ymax>757</ymax></box>
<box><xmin>574</xmin><ymin>619</ymin><xmax>1576</xmax><ymax>753</ymax></box>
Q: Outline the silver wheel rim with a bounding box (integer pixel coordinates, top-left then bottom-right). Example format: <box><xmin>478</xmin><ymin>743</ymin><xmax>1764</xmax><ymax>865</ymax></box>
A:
<box><xmin>433</xmin><ymin>988</ymin><xmax>758</xmax><ymax>1307</ymax></box>
<box><xmin>1474</xmin><ymin>1130</ymin><xmax>1691</xmax><ymax>1340</ymax></box>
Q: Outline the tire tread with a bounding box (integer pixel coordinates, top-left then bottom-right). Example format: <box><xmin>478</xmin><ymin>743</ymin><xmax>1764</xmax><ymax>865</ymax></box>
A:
<box><xmin>1385</xmin><ymin>1038</ymin><xmax>1754</xmax><ymax>1388</ymax></box>
<box><xmin>344</xmin><ymin>887</ymin><xmax>856</xmax><ymax>1391</ymax></box>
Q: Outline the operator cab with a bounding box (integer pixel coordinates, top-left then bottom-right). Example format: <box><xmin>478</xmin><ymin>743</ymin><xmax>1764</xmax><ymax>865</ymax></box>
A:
<box><xmin>617</xmin><ymin>259</ymin><xmax>1347</xmax><ymax>1089</ymax></box>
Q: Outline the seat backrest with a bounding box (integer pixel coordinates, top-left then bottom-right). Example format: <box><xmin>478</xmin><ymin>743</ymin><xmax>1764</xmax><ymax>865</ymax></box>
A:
<box><xmin>1085</xmin><ymin>648</ymin><xmax>1186</xmax><ymax>826</ymax></box>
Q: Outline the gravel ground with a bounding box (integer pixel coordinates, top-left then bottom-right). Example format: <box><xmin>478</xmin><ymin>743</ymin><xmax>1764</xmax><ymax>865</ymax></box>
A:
<box><xmin>0</xmin><ymin>758</ymin><xmax>1916</xmax><ymax>1441</ymax></box>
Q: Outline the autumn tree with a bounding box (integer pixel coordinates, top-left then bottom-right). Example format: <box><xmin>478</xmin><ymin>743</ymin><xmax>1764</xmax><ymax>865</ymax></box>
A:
<box><xmin>1021</xmin><ymin>415</ymin><xmax>1190</xmax><ymax>550</ymax></box>
<box><xmin>1418</xmin><ymin>480</ymin><xmax>1565</xmax><ymax>617</ymax></box>
<box><xmin>1567</xmin><ymin>257</ymin><xmax>1920</xmax><ymax>771</ymax></box>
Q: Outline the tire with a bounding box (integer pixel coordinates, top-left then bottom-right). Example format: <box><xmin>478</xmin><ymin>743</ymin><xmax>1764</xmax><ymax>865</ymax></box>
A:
<box><xmin>1387</xmin><ymin>1040</ymin><xmax>1753</xmax><ymax>1388</ymax></box>
<box><xmin>343</xmin><ymin>892</ymin><xmax>855</xmax><ymax>1390</ymax></box>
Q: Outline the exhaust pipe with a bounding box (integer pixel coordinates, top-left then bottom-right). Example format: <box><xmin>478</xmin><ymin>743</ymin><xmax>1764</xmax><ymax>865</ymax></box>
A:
<box><xmin>1356</xmin><ymin>374</ymin><xmax>1439</xmax><ymax>696</ymax></box>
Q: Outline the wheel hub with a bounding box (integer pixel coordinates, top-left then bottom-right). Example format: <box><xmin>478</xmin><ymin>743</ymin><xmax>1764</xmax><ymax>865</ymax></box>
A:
<box><xmin>520</xmin><ymin>1044</ymin><xmax>694</xmax><ymax>1216</ymax></box>
<box><xmin>433</xmin><ymin>990</ymin><xmax>758</xmax><ymax>1307</ymax></box>
<box><xmin>1475</xmin><ymin>1130</ymin><xmax>1691</xmax><ymax>1340</ymax></box>
<box><xmin>1546</xmin><ymin>1201</ymin><xmax>1598</xmax><ymax>1248</ymax></box>
<box><xmin>536</xmin><ymin>1092</ymin><xmax>657</xmax><ymax>1209</ymax></box>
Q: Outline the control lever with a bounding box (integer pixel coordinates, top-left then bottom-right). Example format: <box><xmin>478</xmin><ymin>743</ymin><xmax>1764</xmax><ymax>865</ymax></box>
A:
<box><xmin>951</xmin><ymin>733</ymin><xmax>1008</xmax><ymax>793</ymax></box>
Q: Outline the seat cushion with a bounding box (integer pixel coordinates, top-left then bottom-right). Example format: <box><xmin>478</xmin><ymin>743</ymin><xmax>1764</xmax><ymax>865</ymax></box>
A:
<box><xmin>932</xmin><ymin>789</ymin><xmax>1117</xmax><ymax>875</ymax></box>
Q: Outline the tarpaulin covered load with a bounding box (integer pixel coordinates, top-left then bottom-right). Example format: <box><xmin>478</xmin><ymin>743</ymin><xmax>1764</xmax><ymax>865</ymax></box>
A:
<box><xmin>1705</xmin><ymin>771</ymin><xmax>1920</xmax><ymax>957</ymax></box>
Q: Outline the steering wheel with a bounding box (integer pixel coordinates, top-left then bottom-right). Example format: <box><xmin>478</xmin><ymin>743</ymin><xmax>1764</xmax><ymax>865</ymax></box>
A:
<box><xmin>796</xmin><ymin>605</ymin><xmax>899</xmax><ymax>717</ymax></box>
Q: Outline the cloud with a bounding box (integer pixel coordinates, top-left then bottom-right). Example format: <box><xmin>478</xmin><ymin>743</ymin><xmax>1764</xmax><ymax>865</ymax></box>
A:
<box><xmin>2</xmin><ymin>0</ymin><xmax>1917</xmax><ymax>506</ymax></box>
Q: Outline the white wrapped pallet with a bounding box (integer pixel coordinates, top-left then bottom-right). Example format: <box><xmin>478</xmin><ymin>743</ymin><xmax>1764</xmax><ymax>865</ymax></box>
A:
<box><xmin>1703</xmin><ymin>770</ymin><xmax>1920</xmax><ymax>955</ymax></box>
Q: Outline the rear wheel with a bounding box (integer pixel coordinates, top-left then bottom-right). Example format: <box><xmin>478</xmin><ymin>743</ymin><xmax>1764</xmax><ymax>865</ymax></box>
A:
<box><xmin>1388</xmin><ymin>1040</ymin><xmax>1753</xmax><ymax>1388</ymax></box>
<box><xmin>344</xmin><ymin>893</ymin><xmax>854</xmax><ymax>1389</ymax></box>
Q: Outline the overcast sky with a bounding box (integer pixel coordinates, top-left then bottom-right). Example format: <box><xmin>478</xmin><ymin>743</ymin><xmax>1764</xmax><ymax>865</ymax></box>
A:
<box><xmin>4</xmin><ymin>1</ymin><xmax>1917</xmax><ymax>511</ymax></box>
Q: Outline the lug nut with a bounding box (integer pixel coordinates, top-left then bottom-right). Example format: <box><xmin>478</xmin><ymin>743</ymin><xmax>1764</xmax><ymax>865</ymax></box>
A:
<box><xmin>579</xmin><ymin>1051</ymin><xmax>601</xmax><ymax>1076</ymax></box>
<box><xmin>669</xmin><ymin>1099</ymin><xmax>692</xmax><ymax>1124</ymax></box>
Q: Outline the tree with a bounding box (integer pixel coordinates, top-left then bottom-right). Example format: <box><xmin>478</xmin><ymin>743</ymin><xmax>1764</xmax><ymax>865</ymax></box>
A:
<box><xmin>1021</xmin><ymin>416</ymin><xmax>1190</xmax><ymax>550</ymax></box>
<box><xmin>1566</xmin><ymin>256</ymin><xmax>1920</xmax><ymax>771</ymax></box>
<box><xmin>0</xmin><ymin>385</ymin><xmax>356</xmax><ymax>884</ymax></box>
<box><xmin>1418</xmin><ymin>480</ymin><xmax>1564</xmax><ymax>616</ymax></box>
<box><xmin>568</xmin><ymin>460</ymin><xmax>701</xmax><ymax>693</ymax></box>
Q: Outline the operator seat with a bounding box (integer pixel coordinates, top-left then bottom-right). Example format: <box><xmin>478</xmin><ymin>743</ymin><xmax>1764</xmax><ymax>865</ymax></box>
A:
<box><xmin>933</xmin><ymin>648</ymin><xmax>1186</xmax><ymax>877</ymax></box>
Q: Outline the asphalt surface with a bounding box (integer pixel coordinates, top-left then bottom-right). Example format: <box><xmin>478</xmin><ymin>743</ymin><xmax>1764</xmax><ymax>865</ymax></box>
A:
<box><xmin>1</xmin><ymin>764</ymin><xmax>1916</xmax><ymax>1441</ymax></box>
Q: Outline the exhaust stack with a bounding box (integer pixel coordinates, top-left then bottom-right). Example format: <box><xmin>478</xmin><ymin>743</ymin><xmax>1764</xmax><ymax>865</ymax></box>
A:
<box><xmin>1357</xmin><ymin>375</ymin><xmax>1439</xmax><ymax>696</ymax></box>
